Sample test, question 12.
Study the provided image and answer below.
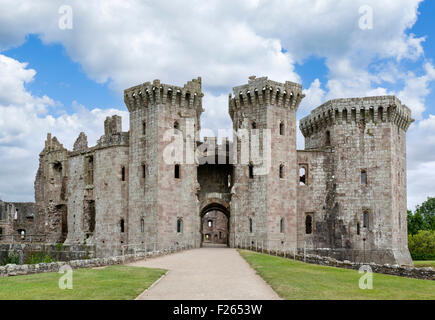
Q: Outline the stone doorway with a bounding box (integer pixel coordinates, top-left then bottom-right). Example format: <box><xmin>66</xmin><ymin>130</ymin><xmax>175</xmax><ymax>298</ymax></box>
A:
<box><xmin>202</xmin><ymin>210</ymin><xmax>228</xmax><ymax>246</ymax></box>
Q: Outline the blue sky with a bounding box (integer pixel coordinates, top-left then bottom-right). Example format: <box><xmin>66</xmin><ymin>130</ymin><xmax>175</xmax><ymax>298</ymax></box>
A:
<box><xmin>0</xmin><ymin>0</ymin><xmax>434</xmax><ymax>210</ymax></box>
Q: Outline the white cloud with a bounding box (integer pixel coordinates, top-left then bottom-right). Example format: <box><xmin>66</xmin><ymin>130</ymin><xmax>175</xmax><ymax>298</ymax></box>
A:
<box><xmin>0</xmin><ymin>54</ymin><xmax>128</xmax><ymax>201</ymax></box>
<box><xmin>299</xmin><ymin>79</ymin><xmax>326</xmax><ymax>117</ymax></box>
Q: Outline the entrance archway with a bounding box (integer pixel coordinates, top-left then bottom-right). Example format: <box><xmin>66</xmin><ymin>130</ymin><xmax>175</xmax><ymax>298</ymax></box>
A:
<box><xmin>200</xmin><ymin>201</ymin><xmax>230</xmax><ymax>247</ymax></box>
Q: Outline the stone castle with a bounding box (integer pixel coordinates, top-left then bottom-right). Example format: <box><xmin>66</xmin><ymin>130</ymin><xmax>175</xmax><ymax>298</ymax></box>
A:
<box><xmin>0</xmin><ymin>76</ymin><xmax>415</xmax><ymax>265</ymax></box>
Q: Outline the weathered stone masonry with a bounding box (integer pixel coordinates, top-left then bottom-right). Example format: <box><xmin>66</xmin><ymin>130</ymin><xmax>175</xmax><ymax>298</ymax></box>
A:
<box><xmin>1</xmin><ymin>76</ymin><xmax>414</xmax><ymax>266</ymax></box>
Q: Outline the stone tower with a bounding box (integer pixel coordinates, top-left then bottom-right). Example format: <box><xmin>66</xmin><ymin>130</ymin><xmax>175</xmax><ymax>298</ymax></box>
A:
<box><xmin>124</xmin><ymin>78</ymin><xmax>204</xmax><ymax>249</ymax></box>
<box><xmin>299</xmin><ymin>96</ymin><xmax>414</xmax><ymax>265</ymax></box>
<box><xmin>229</xmin><ymin>76</ymin><xmax>304</xmax><ymax>250</ymax></box>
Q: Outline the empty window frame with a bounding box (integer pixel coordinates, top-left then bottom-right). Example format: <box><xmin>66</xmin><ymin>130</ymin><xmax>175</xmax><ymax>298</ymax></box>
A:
<box><xmin>141</xmin><ymin>218</ymin><xmax>145</xmax><ymax>233</ymax></box>
<box><xmin>249</xmin><ymin>164</ymin><xmax>254</xmax><ymax>179</ymax></box>
<box><xmin>363</xmin><ymin>211</ymin><xmax>369</xmax><ymax>228</ymax></box>
<box><xmin>177</xmin><ymin>218</ymin><xmax>183</xmax><ymax>233</ymax></box>
<box><xmin>249</xmin><ymin>218</ymin><xmax>253</xmax><ymax>233</ymax></box>
<box><xmin>174</xmin><ymin>164</ymin><xmax>180</xmax><ymax>179</ymax></box>
<box><xmin>280</xmin><ymin>218</ymin><xmax>284</xmax><ymax>233</ymax></box>
<box><xmin>325</xmin><ymin>131</ymin><xmax>331</xmax><ymax>146</ymax></box>
<box><xmin>299</xmin><ymin>165</ymin><xmax>307</xmax><ymax>185</ymax></box>
<box><xmin>279</xmin><ymin>164</ymin><xmax>284</xmax><ymax>179</ymax></box>
<box><xmin>142</xmin><ymin>164</ymin><xmax>146</xmax><ymax>179</ymax></box>
<box><xmin>361</xmin><ymin>169</ymin><xmax>367</xmax><ymax>185</ymax></box>
<box><xmin>208</xmin><ymin>220</ymin><xmax>213</xmax><ymax>228</ymax></box>
<box><xmin>305</xmin><ymin>214</ymin><xmax>313</xmax><ymax>234</ymax></box>
<box><xmin>279</xmin><ymin>122</ymin><xmax>285</xmax><ymax>135</ymax></box>
<box><xmin>121</xmin><ymin>166</ymin><xmax>126</xmax><ymax>181</ymax></box>
<box><xmin>142</xmin><ymin>121</ymin><xmax>146</xmax><ymax>135</ymax></box>
<box><xmin>120</xmin><ymin>219</ymin><xmax>125</xmax><ymax>233</ymax></box>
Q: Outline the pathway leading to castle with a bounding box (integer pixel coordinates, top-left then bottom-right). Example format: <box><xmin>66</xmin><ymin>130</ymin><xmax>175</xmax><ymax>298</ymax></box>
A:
<box><xmin>128</xmin><ymin>247</ymin><xmax>281</xmax><ymax>300</ymax></box>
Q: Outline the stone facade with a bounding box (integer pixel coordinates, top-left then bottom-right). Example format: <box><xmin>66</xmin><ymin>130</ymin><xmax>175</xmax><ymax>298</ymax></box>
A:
<box><xmin>3</xmin><ymin>76</ymin><xmax>414</xmax><ymax>265</ymax></box>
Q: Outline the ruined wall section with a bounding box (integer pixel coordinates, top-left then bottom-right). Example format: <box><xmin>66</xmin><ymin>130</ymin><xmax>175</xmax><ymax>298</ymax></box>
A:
<box><xmin>300</xmin><ymin>96</ymin><xmax>413</xmax><ymax>265</ymax></box>
<box><xmin>229</xmin><ymin>76</ymin><xmax>304</xmax><ymax>249</ymax></box>
<box><xmin>124</xmin><ymin>78</ymin><xmax>203</xmax><ymax>249</ymax></box>
<box><xmin>34</xmin><ymin>134</ymin><xmax>69</xmax><ymax>243</ymax></box>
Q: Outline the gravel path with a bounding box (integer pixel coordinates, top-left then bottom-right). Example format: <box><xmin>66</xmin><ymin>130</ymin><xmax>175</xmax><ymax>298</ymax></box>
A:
<box><xmin>128</xmin><ymin>247</ymin><xmax>281</xmax><ymax>300</ymax></box>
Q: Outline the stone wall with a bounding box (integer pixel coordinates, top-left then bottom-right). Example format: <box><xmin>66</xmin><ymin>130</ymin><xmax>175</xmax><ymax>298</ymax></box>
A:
<box><xmin>0</xmin><ymin>246</ymin><xmax>187</xmax><ymax>278</ymax></box>
<box><xmin>240</xmin><ymin>246</ymin><xmax>434</xmax><ymax>281</ymax></box>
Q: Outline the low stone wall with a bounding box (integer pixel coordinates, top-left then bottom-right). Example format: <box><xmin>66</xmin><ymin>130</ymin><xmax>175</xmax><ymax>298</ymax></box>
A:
<box><xmin>0</xmin><ymin>247</ymin><xmax>183</xmax><ymax>278</ymax></box>
<box><xmin>244</xmin><ymin>247</ymin><xmax>435</xmax><ymax>281</ymax></box>
<box><xmin>0</xmin><ymin>243</ymin><xmax>96</xmax><ymax>265</ymax></box>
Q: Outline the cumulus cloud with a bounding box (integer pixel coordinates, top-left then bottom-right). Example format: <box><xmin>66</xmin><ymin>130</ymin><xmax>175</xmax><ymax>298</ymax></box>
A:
<box><xmin>0</xmin><ymin>54</ymin><xmax>128</xmax><ymax>201</ymax></box>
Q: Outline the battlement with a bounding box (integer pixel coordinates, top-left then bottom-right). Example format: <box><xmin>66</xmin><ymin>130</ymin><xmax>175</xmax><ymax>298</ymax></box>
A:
<box><xmin>229</xmin><ymin>76</ymin><xmax>304</xmax><ymax>118</ymax></box>
<box><xmin>124</xmin><ymin>77</ymin><xmax>204</xmax><ymax>112</ymax></box>
<box><xmin>299</xmin><ymin>95</ymin><xmax>415</xmax><ymax>137</ymax></box>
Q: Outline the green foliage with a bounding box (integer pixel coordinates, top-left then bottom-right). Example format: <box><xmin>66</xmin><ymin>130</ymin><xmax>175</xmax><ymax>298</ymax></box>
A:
<box><xmin>408</xmin><ymin>230</ymin><xmax>435</xmax><ymax>260</ymax></box>
<box><xmin>408</xmin><ymin>197</ymin><xmax>435</xmax><ymax>235</ymax></box>
<box><xmin>0</xmin><ymin>251</ymin><xmax>20</xmax><ymax>266</ymax></box>
<box><xmin>24</xmin><ymin>252</ymin><xmax>55</xmax><ymax>265</ymax></box>
<box><xmin>56</xmin><ymin>243</ymin><xmax>63</xmax><ymax>252</ymax></box>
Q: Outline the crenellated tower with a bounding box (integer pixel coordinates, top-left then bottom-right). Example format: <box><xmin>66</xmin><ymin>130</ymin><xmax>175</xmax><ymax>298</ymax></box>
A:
<box><xmin>229</xmin><ymin>76</ymin><xmax>304</xmax><ymax>250</ymax></box>
<box><xmin>124</xmin><ymin>78</ymin><xmax>204</xmax><ymax>249</ymax></box>
<box><xmin>299</xmin><ymin>96</ymin><xmax>414</xmax><ymax>265</ymax></box>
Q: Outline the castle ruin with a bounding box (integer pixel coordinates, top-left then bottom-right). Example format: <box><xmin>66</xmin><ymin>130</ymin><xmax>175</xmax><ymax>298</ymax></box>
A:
<box><xmin>0</xmin><ymin>76</ymin><xmax>414</xmax><ymax>265</ymax></box>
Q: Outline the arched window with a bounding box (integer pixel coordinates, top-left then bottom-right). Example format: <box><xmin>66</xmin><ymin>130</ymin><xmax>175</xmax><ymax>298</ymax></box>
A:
<box><xmin>280</xmin><ymin>218</ymin><xmax>284</xmax><ymax>233</ymax></box>
<box><xmin>279</xmin><ymin>122</ymin><xmax>285</xmax><ymax>135</ymax></box>
<box><xmin>361</xmin><ymin>169</ymin><xmax>367</xmax><ymax>185</ymax></box>
<box><xmin>249</xmin><ymin>164</ymin><xmax>254</xmax><ymax>179</ymax></box>
<box><xmin>142</xmin><ymin>164</ymin><xmax>146</xmax><ymax>179</ymax></box>
<box><xmin>325</xmin><ymin>131</ymin><xmax>331</xmax><ymax>146</ymax></box>
<box><xmin>249</xmin><ymin>218</ymin><xmax>253</xmax><ymax>233</ymax></box>
<box><xmin>227</xmin><ymin>174</ymin><xmax>232</xmax><ymax>188</ymax></box>
<box><xmin>357</xmin><ymin>223</ymin><xmax>361</xmax><ymax>235</ymax></box>
<box><xmin>305</xmin><ymin>214</ymin><xmax>313</xmax><ymax>234</ymax></box>
<box><xmin>120</xmin><ymin>219</ymin><xmax>125</xmax><ymax>233</ymax></box>
<box><xmin>363</xmin><ymin>211</ymin><xmax>369</xmax><ymax>228</ymax></box>
<box><xmin>141</xmin><ymin>218</ymin><xmax>145</xmax><ymax>233</ymax></box>
<box><xmin>177</xmin><ymin>218</ymin><xmax>183</xmax><ymax>233</ymax></box>
<box><xmin>279</xmin><ymin>164</ymin><xmax>284</xmax><ymax>179</ymax></box>
<box><xmin>299</xmin><ymin>166</ymin><xmax>307</xmax><ymax>185</ymax></box>
<box><xmin>142</xmin><ymin>121</ymin><xmax>146</xmax><ymax>135</ymax></box>
<box><xmin>208</xmin><ymin>220</ymin><xmax>213</xmax><ymax>228</ymax></box>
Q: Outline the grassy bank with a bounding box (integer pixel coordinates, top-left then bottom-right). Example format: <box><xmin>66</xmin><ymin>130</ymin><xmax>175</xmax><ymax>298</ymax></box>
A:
<box><xmin>239</xmin><ymin>250</ymin><xmax>435</xmax><ymax>300</ymax></box>
<box><xmin>414</xmin><ymin>260</ymin><xmax>435</xmax><ymax>268</ymax></box>
<box><xmin>0</xmin><ymin>265</ymin><xmax>166</xmax><ymax>300</ymax></box>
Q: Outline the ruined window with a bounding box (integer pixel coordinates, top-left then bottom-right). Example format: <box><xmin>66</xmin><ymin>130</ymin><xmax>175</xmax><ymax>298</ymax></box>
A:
<box><xmin>219</xmin><ymin>231</ymin><xmax>222</xmax><ymax>239</ymax></box>
<box><xmin>299</xmin><ymin>166</ymin><xmax>307</xmax><ymax>185</ymax></box>
<box><xmin>86</xmin><ymin>156</ymin><xmax>94</xmax><ymax>185</ymax></box>
<box><xmin>14</xmin><ymin>209</ymin><xmax>18</xmax><ymax>220</ymax></box>
<box><xmin>252</xmin><ymin>122</ymin><xmax>257</xmax><ymax>129</ymax></box>
<box><xmin>142</xmin><ymin>121</ymin><xmax>146</xmax><ymax>135</ymax></box>
<box><xmin>19</xmin><ymin>229</ymin><xmax>26</xmax><ymax>240</ymax></box>
<box><xmin>142</xmin><ymin>164</ymin><xmax>146</xmax><ymax>179</ymax></box>
<box><xmin>325</xmin><ymin>131</ymin><xmax>331</xmax><ymax>146</ymax></box>
<box><xmin>141</xmin><ymin>218</ymin><xmax>145</xmax><ymax>233</ymax></box>
<box><xmin>305</xmin><ymin>214</ymin><xmax>313</xmax><ymax>234</ymax></box>
<box><xmin>227</xmin><ymin>174</ymin><xmax>232</xmax><ymax>188</ymax></box>
<box><xmin>279</xmin><ymin>122</ymin><xmax>285</xmax><ymax>135</ymax></box>
<box><xmin>174</xmin><ymin>164</ymin><xmax>180</xmax><ymax>179</ymax></box>
<box><xmin>279</xmin><ymin>164</ymin><xmax>284</xmax><ymax>179</ymax></box>
<box><xmin>249</xmin><ymin>164</ymin><xmax>254</xmax><ymax>179</ymax></box>
<box><xmin>363</xmin><ymin>211</ymin><xmax>369</xmax><ymax>228</ymax></box>
<box><xmin>280</xmin><ymin>218</ymin><xmax>284</xmax><ymax>233</ymax></box>
<box><xmin>120</xmin><ymin>219</ymin><xmax>125</xmax><ymax>233</ymax></box>
<box><xmin>177</xmin><ymin>218</ymin><xmax>183</xmax><ymax>233</ymax></box>
<box><xmin>121</xmin><ymin>166</ymin><xmax>126</xmax><ymax>181</ymax></box>
<box><xmin>0</xmin><ymin>227</ymin><xmax>3</xmax><ymax>240</ymax></box>
<box><xmin>249</xmin><ymin>218</ymin><xmax>253</xmax><ymax>233</ymax></box>
<box><xmin>357</xmin><ymin>223</ymin><xmax>361</xmax><ymax>235</ymax></box>
<box><xmin>361</xmin><ymin>170</ymin><xmax>367</xmax><ymax>185</ymax></box>
<box><xmin>83</xmin><ymin>200</ymin><xmax>95</xmax><ymax>234</ymax></box>
<box><xmin>53</xmin><ymin>161</ymin><xmax>62</xmax><ymax>173</ymax></box>
<box><xmin>208</xmin><ymin>220</ymin><xmax>213</xmax><ymax>228</ymax></box>
<box><xmin>174</xmin><ymin>121</ymin><xmax>180</xmax><ymax>131</ymax></box>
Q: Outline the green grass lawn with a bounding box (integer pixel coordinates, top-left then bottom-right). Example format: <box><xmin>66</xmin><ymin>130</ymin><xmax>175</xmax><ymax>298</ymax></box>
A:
<box><xmin>414</xmin><ymin>261</ymin><xmax>435</xmax><ymax>268</ymax></box>
<box><xmin>239</xmin><ymin>250</ymin><xmax>435</xmax><ymax>300</ymax></box>
<box><xmin>0</xmin><ymin>265</ymin><xmax>166</xmax><ymax>300</ymax></box>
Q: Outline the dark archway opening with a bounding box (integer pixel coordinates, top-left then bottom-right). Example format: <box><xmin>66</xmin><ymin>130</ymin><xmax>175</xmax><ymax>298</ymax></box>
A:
<box><xmin>200</xmin><ymin>203</ymin><xmax>230</xmax><ymax>247</ymax></box>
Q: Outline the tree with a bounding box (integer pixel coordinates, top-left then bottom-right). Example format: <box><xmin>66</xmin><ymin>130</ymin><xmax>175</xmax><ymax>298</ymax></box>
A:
<box><xmin>407</xmin><ymin>210</ymin><xmax>426</xmax><ymax>235</ymax></box>
<box><xmin>408</xmin><ymin>230</ymin><xmax>435</xmax><ymax>260</ymax></box>
<box><xmin>415</xmin><ymin>197</ymin><xmax>435</xmax><ymax>231</ymax></box>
